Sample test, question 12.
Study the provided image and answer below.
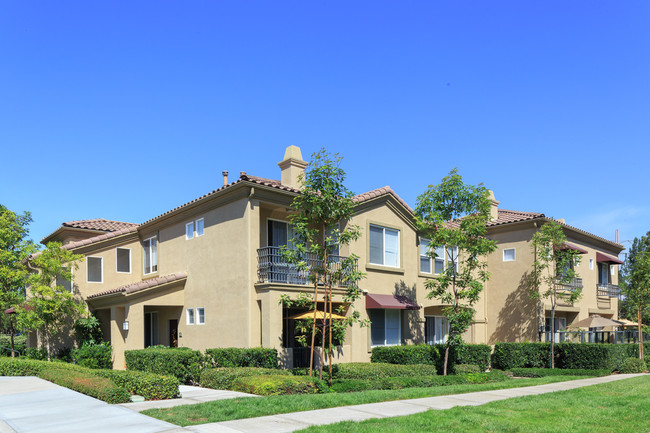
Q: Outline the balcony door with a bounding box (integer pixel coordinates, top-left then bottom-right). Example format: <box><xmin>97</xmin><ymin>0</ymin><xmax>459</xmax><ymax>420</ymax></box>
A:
<box><xmin>268</xmin><ymin>220</ymin><xmax>294</xmax><ymax>249</ymax></box>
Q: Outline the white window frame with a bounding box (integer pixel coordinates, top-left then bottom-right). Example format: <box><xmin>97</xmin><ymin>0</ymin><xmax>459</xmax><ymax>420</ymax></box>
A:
<box><xmin>196</xmin><ymin>218</ymin><xmax>204</xmax><ymax>237</ymax></box>
<box><xmin>186</xmin><ymin>222</ymin><xmax>194</xmax><ymax>240</ymax></box>
<box><xmin>185</xmin><ymin>218</ymin><xmax>204</xmax><ymax>240</ymax></box>
<box><xmin>196</xmin><ymin>307</ymin><xmax>205</xmax><ymax>325</ymax></box>
<box><xmin>503</xmin><ymin>248</ymin><xmax>516</xmax><ymax>262</ymax></box>
<box><xmin>369</xmin><ymin>309</ymin><xmax>401</xmax><ymax>347</ymax></box>
<box><xmin>186</xmin><ymin>308</ymin><xmax>195</xmax><ymax>325</ymax></box>
<box><xmin>425</xmin><ymin>315</ymin><xmax>449</xmax><ymax>345</ymax></box>
<box><xmin>116</xmin><ymin>247</ymin><xmax>131</xmax><ymax>273</ymax></box>
<box><xmin>143</xmin><ymin>236</ymin><xmax>158</xmax><ymax>275</ymax></box>
<box><xmin>369</xmin><ymin>224</ymin><xmax>400</xmax><ymax>268</ymax></box>
<box><xmin>87</xmin><ymin>256</ymin><xmax>103</xmax><ymax>283</ymax></box>
<box><xmin>267</xmin><ymin>218</ymin><xmax>295</xmax><ymax>249</ymax></box>
<box><xmin>420</xmin><ymin>238</ymin><xmax>432</xmax><ymax>274</ymax></box>
<box><xmin>56</xmin><ymin>267</ymin><xmax>74</xmax><ymax>293</ymax></box>
<box><xmin>589</xmin><ymin>258</ymin><xmax>594</xmax><ymax>270</ymax></box>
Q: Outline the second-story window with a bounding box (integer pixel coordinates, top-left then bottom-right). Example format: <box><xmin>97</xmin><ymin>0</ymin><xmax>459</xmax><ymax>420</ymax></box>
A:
<box><xmin>186</xmin><ymin>218</ymin><xmax>205</xmax><ymax>240</ymax></box>
<box><xmin>369</xmin><ymin>224</ymin><xmax>399</xmax><ymax>267</ymax></box>
<box><xmin>503</xmin><ymin>248</ymin><xmax>516</xmax><ymax>262</ymax></box>
<box><xmin>420</xmin><ymin>239</ymin><xmax>447</xmax><ymax>275</ymax></box>
<box><xmin>268</xmin><ymin>220</ymin><xmax>294</xmax><ymax>248</ymax></box>
<box><xmin>116</xmin><ymin>248</ymin><xmax>131</xmax><ymax>273</ymax></box>
<box><xmin>143</xmin><ymin>236</ymin><xmax>158</xmax><ymax>274</ymax></box>
<box><xmin>56</xmin><ymin>267</ymin><xmax>73</xmax><ymax>292</ymax></box>
<box><xmin>87</xmin><ymin>257</ymin><xmax>102</xmax><ymax>283</ymax></box>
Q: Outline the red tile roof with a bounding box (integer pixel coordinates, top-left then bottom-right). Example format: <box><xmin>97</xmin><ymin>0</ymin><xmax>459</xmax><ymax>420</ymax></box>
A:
<box><xmin>487</xmin><ymin>209</ymin><xmax>545</xmax><ymax>227</ymax></box>
<box><xmin>86</xmin><ymin>272</ymin><xmax>187</xmax><ymax>300</ymax></box>
<box><xmin>352</xmin><ymin>186</ymin><xmax>414</xmax><ymax>213</ymax></box>
<box><xmin>62</xmin><ymin>219</ymin><xmax>138</xmax><ymax>232</ymax></box>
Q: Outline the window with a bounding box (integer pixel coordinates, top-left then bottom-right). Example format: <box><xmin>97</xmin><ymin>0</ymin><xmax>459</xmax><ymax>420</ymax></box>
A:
<box><xmin>325</xmin><ymin>224</ymin><xmax>340</xmax><ymax>257</ymax></box>
<box><xmin>186</xmin><ymin>308</ymin><xmax>195</xmax><ymax>325</ymax></box>
<box><xmin>420</xmin><ymin>238</ymin><xmax>432</xmax><ymax>274</ymax></box>
<box><xmin>87</xmin><ymin>257</ymin><xmax>102</xmax><ymax>283</ymax></box>
<box><xmin>116</xmin><ymin>248</ymin><xmax>131</xmax><ymax>273</ymax></box>
<box><xmin>503</xmin><ymin>248</ymin><xmax>516</xmax><ymax>262</ymax></box>
<box><xmin>369</xmin><ymin>225</ymin><xmax>399</xmax><ymax>267</ymax></box>
<box><xmin>545</xmin><ymin>317</ymin><xmax>567</xmax><ymax>343</ymax></box>
<box><xmin>56</xmin><ymin>267</ymin><xmax>73</xmax><ymax>293</ymax></box>
<box><xmin>186</xmin><ymin>218</ymin><xmax>205</xmax><ymax>240</ymax></box>
<box><xmin>434</xmin><ymin>246</ymin><xmax>445</xmax><ymax>274</ymax></box>
<box><xmin>197</xmin><ymin>307</ymin><xmax>205</xmax><ymax>325</ymax></box>
<box><xmin>143</xmin><ymin>236</ymin><xmax>158</xmax><ymax>274</ymax></box>
<box><xmin>369</xmin><ymin>309</ymin><xmax>401</xmax><ymax>346</ymax></box>
<box><xmin>598</xmin><ymin>263</ymin><xmax>610</xmax><ymax>285</ymax></box>
<box><xmin>425</xmin><ymin>316</ymin><xmax>448</xmax><ymax>344</ymax></box>
<box><xmin>268</xmin><ymin>220</ymin><xmax>294</xmax><ymax>248</ymax></box>
<box><xmin>589</xmin><ymin>258</ymin><xmax>594</xmax><ymax>270</ymax></box>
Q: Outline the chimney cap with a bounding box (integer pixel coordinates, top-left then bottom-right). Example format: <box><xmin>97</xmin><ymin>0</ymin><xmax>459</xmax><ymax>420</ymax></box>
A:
<box><xmin>222</xmin><ymin>170</ymin><xmax>229</xmax><ymax>176</ymax></box>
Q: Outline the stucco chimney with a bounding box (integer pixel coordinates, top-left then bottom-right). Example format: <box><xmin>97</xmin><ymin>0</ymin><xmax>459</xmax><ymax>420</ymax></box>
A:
<box><xmin>487</xmin><ymin>190</ymin><xmax>499</xmax><ymax>221</ymax></box>
<box><xmin>222</xmin><ymin>171</ymin><xmax>229</xmax><ymax>187</ymax></box>
<box><xmin>557</xmin><ymin>218</ymin><xmax>566</xmax><ymax>224</ymax></box>
<box><xmin>278</xmin><ymin>145</ymin><xmax>308</xmax><ymax>189</ymax></box>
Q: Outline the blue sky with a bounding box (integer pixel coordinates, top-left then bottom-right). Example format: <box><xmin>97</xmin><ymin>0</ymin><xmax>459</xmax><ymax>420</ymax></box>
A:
<box><xmin>1</xmin><ymin>1</ymin><xmax>648</xmax><ymax>251</ymax></box>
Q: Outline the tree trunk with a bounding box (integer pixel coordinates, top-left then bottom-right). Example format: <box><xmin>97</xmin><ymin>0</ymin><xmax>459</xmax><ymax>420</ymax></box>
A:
<box><xmin>639</xmin><ymin>305</ymin><xmax>644</xmax><ymax>360</ymax></box>
<box><xmin>443</xmin><ymin>344</ymin><xmax>449</xmax><ymax>376</ymax></box>
<box><xmin>45</xmin><ymin>328</ymin><xmax>51</xmax><ymax>362</ymax></box>
<box><xmin>309</xmin><ymin>282</ymin><xmax>319</xmax><ymax>377</ymax></box>
<box><xmin>9</xmin><ymin>316</ymin><xmax>15</xmax><ymax>358</ymax></box>
<box><xmin>550</xmin><ymin>303</ymin><xmax>555</xmax><ymax>369</ymax></box>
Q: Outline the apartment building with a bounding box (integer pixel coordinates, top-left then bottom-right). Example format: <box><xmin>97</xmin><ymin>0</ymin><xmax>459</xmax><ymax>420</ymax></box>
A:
<box><xmin>39</xmin><ymin>146</ymin><xmax>624</xmax><ymax>368</ymax></box>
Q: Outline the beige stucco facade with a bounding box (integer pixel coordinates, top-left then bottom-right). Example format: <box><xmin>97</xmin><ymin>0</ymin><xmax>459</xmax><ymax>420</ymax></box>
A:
<box><xmin>40</xmin><ymin>146</ymin><xmax>624</xmax><ymax>369</ymax></box>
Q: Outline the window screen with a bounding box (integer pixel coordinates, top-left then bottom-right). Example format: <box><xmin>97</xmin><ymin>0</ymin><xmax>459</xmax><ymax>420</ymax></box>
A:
<box><xmin>87</xmin><ymin>257</ymin><xmax>102</xmax><ymax>282</ymax></box>
<box><xmin>117</xmin><ymin>248</ymin><xmax>130</xmax><ymax>273</ymax></box>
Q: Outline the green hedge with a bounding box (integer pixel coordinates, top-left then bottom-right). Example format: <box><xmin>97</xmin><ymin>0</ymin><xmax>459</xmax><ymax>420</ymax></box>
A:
<box><xmin>38</xmin><ymin>368</ymin><xmax>131</xmax><ymax>403</ymax></box>
<box><xmin>371</xmin><ymin>344</ymin><xmax>491</xmax><ymax>373</ymax></box>
<box><xmin>508</xmin><ymin>368</ymin><xmax>611</xmax><ymax>378</ymax></box>
<box><xmin>125</xmin><ymin>347</ymin><xmax>204</xmax><ymax>384</ymax></box>
<box><xmin>0</xmin><ymin>358</ymin><xmax>180</xmax><ymax>401</ymax></box>
<box><xmin>330</xmin><ymin>371</ymin><xmax>509</xmax><ymax>393</ymax></box>
<box><xmin>619</xmin><ymin>358</ymin><xmax>647</xmax><ymax>374</ymax></box>
<box><xmin>0</xmin><ymin>334</ymin><xmax>27</xmax><ymax>356</ymax></box>
<box><xmin>492</xmin><ymin>343</ymin><xmax>550</xmax><ymax>370</ymax></box>
<box><xmin>95</xmin><ymin>369</ymin><xmax>179</xmax><ymax>400</ymax></box>
<box><xmin>200</xmin><ymin>367</ymin><xmax>292</xmax><ymax>390</ymax></box>
<box><xmin>72</xmin><ymin>343</ymin><xmax>112</xmax><ymax>369</ymax></box>
<box><xmin>205</xmin><ymin>348</ymin><xmax>278</xmax><ymax>369</ymax></box>
<box><xmin>230</xmin><ymin>374</ymin><xmax>324</xmax><ymax>396</ymax></box>
<box><xmin>332</xmin><ymin>362</ymin><xmax>438</xmax><ymax>380</ymax></box>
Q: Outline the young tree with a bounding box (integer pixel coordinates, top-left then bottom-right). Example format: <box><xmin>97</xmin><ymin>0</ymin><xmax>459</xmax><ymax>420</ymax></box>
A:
<box><xmin>529</xmin><ymin>220</ymin><xmax>581</xmax><ymax>368</ymax></box>
<box><xmin>19</xmin><ymin>242</ymin><xmax>85</xmax><ymax>360</ymax></box>
<box><xmin>625</xmin><ymin>251</ymin><xmax>650</xmax><ymax>359</ymax></box>
<box><xmin>619</xmin><ymin>232</ymin><xmax>650</xmax><ymax>325</ymax></box>
<box><xmin>415</xmin><ymin>169</ymin><xmax>497</xmax><ymax>376</ymax></box>
<box><xmin>0</xmin><ymin>205</ymin><xmax>38</xmax><ymax>355</ymax></box>
<box><xmin>282</xmin><ymin>149</ymin><xmax>364</xmax><ymax>382</ymax></box>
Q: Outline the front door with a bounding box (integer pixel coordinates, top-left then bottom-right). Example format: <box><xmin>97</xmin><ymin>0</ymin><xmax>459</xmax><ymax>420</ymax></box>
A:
<box><xmin>169</xmin><ymin>319</ymin><xmax>178</xmax><ymax>347</ymax></box>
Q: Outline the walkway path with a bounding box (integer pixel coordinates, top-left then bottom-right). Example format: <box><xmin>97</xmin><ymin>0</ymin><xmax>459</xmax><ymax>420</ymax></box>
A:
<box><xmin>183</xmin><ymin>373</ymin><xmax>646</xmax><ymax>433</ymax></box>
<box><xmin>120</xmin><ymin>385</ymin><xmax>257</xmax><ymax>412</ymax></box>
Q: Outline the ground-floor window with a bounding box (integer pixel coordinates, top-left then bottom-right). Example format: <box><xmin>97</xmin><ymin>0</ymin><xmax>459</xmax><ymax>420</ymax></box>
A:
<box><xmin>425</xmin><ymin>315</ymin><xmax>448</xmax><ymax>345</ymax></box>
<box><xmin>369</xmin><ymin>309</ymin><xmax>401</xmax><ymax>346</ymax></box>
<box><xmin>545</xmin><ymin>317</ymin><xmax>566</xmax><ymax>343</ymax></box>
<box><xmin>144</xmin><ymin>311</ymin><xmax>159</xmax><ymax>347</ymax></box>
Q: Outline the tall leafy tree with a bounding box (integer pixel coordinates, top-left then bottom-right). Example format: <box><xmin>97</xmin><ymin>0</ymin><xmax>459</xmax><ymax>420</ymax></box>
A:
<box><xmin>619</xmin><ymin>232</ymin><xmax>650</xmax><ymax>325</ymax></box>
<box><xmin>282</xmin><ymin>149</ymin><xmax>364</xmax><ymax>382</ymax></box>
<box><xmin>624</xmin><ymin>250</ymin><xmax>650</xmax><ymax>359</ymax></box>
<box><xmin>18</xmin><ymin>242</ymin><xmax>85</xmax><ymax>360</ymax></box>
<box><xmin>0</xmin><ymin>205</ymin><xmax>38</xmax><ymax>354</ymax></box>
<box><xmin>415</xmin><ymin>168</ymin><xmax>497</xmax><ymax>376</ymax></box>
<box><xmin>529</xmin><ymin>220</ymin><xmax>581</xmax><ymax>368</ymax></box>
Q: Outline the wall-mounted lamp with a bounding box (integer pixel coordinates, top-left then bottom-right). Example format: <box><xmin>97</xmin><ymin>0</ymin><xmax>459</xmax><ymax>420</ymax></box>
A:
<box><xmin>122</xmin><ymin>321</ymin><xmax>129</xmax><ymax>331</ymax></box>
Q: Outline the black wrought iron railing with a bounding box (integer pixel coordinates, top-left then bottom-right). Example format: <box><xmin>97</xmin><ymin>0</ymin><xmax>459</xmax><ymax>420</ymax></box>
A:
<box><xmin>257</xmin><ymin>246</ymin><xmax>358</xmax><ymax>287</ymax></box>
<box><xmin>597</xmin><ymin>283</ymin><xmax>621</xmax><ymax>298</ymax></box>
<box><xmin>555</xmin><ymin>277</ymin><xmax>583</xmax><ymax>292</ymax></box>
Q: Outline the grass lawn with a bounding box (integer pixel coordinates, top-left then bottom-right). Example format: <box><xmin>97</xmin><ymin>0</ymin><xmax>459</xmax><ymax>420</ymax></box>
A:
<box><xmin>298</xmin><ymin>375</ymin><xmax>650</xmax><ymax>433</ymax></box>
<box><xmin>143</xmin><ymin>376</ymin><xmax>592</xmax><ymax>426</ymax></box>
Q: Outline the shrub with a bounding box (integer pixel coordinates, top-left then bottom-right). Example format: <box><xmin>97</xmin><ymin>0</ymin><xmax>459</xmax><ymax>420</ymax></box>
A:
<box><xmin>125</xmin><ymin>347</ymin><xmax>205</xmax><ymax>384</ymax></box>
<box><xmin>508</xmin><ymin>368</ymin><xmax>611</xmax><ymax>377</ymax></box>
<box><xmin>200</xmin><ymin>367</ymin><xmax>292</xmax><ymax>390</ymax></box>
<box><xmin>96</xmin><ymin>369</ymin><xmax>179</xmax><ymax>400</ymax></box>
<box><xmin>39</xmin><ymin>367</ymin><xmax>131</xmax><ymax>403</ymax></box>
<box><xmin>205</xmin><ymin>348</ymin><xmax>279</xmax><ymax>369</ymax></box>
<box><xmin>619</xmin><ymin>357</ymin><xmax>647</xmax><ymax>374</ymax></box>
<box><xmin>554</xmin><ymin>343</ymin><xmax>633</xmax><ymax>371</ymax></box>
<box><xmin>230</xmin><ymin>374</ymin><xmax>324</xmax><ymax>396</ymax></box>
<box><xmin>492</xmin><ymin>343</ymin><xmax>550</xmax><ymax>370</ymax></box>
<box><xmin>0</xmin><ymin>334</ymin><xmax>27</xmax><ymax>356</ymax></box>
<box><xmin>24</xmin><ymin>347</ymin><xmax>48</xmax><ymax>360</ymax></box>
<box><xmin>332</xmin><ymin>362</ymin><xmax>438</xmax><ymax>380</ymax></box>
<box><xmin>0</xmin><ymin>357</ymin><xmax>45</xmax><ymax>376</ymax></box>
<box><xmin>330</xmin><ymin>371</ymin><xmax>509</xmax><ymax>393</ymax></box>
<box><xmin>72</xmin><ymin>342</ymin><xmax>112</xmax><ymax>369</ymax></box>
<box><xmin>454</xmin><ymin>364</ymin><xmax>480</xmax><ymax>374</ymax></box>
<box><xmin>371</xmin><ymin>344</ymin><xmax>491</xmax><ymax>373</ymax></box>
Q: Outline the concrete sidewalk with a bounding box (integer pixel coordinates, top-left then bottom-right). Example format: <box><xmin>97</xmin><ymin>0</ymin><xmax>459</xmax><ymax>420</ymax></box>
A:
<box><xmin>183</xmin><ymin>373</ymin><xmax>646</xmax><ymax>433</ymax></box>
<box><xmin>120</xmin><ymin>385</ymin><xmax>257</xmax><ymax>412</ymax></box>
<box><xmin>0</xmin><ymin>376</ymin><xmax>185</xmax><ymax>433</ymax></box>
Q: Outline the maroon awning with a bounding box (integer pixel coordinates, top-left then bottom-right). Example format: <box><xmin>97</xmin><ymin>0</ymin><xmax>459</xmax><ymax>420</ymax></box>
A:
<box><xmin>557</xmin><ymin>242</ymin><xmax>588</xmax><ymax>254</ymax></box>
<box><xmin>596</xmin><ymin>252</ymin><xmax>624</xmax><ymax>265</ymax></box>
<box><xmin>366</xmin><ymin>294</ymin><xmax>420</xmax><ymax>310</ymax></box>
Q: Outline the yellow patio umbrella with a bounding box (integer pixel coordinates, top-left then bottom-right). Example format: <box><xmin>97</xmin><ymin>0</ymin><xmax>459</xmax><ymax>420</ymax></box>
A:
<box><xmin>288</xmin><ymin>310</ymin><xmax>346</xmax><ymax>320</ymax></box>
<box><xmin>570</xmin><ymin>315</ymin><xmax>623</xmax><ymax>328</ymax></box>
<box><xmin>616</xmin><ymin>318</ymin><xmax>639</xmax><ymax>328</ymax></box>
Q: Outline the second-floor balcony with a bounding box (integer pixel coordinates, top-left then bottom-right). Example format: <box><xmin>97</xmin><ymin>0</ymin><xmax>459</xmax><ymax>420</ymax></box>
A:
<box><xmin>555</xmin><ymin>277</ymin><xmax>583</xmax><ymax>293</ymax></box>
<box><xmin>597</xmin><ymin>283</ymin><xmax>621</xmax><ymax>298</ymax></box>
<box><xmin>257</xmin><ymin>246</ymin><xmax>358</xmax><ymax>288</ymax></box>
